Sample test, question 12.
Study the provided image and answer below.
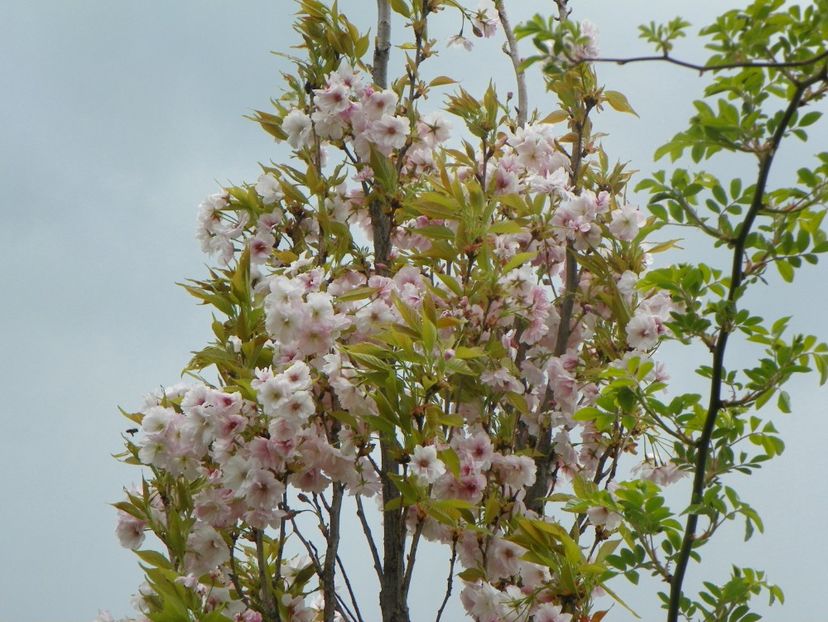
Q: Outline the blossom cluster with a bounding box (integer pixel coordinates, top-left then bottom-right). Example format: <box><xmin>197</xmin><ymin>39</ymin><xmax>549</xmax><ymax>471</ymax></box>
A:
<box><xmin>113</xmin><ymin>37</ymin><xmax>686</xmax><ymax>622</ymax></box>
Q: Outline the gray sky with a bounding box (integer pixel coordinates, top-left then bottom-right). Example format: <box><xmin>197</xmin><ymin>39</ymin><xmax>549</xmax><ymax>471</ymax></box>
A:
<box><xmin>2</xmin><ymin>1</ymin><xmax>826</xmax><ymax>621</ymax></box>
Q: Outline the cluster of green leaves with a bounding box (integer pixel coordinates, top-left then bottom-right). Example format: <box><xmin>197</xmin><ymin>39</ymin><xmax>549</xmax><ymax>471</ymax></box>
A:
<box><xmin>628</xmin><ymin>0</ymin><xmax>828</xmax><ymax>619</ymax></box>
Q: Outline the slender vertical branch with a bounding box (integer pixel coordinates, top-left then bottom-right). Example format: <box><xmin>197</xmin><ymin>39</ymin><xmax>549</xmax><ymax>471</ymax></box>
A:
<box><xmin>370</xmin><ymin>0</ymin><xmax>393</xmax><ymax>274</ymax></box>
<box><xmin>434</xmin><ymin>542</ymin><xmax>458</xmax><ymax>622</ymax></box>
<box><xmin>524</xmin><ymin>99</ymin><xmax>592</xmax><ymax>513</ymax></box>
<box><xmin>355</xmin><ymin>495</ymin><xmax>384</xmax><ymax>580</ymax></box>
<box><xmin>372</xmin><ymin>0</ymin><xmax>391</xmax><ymax>89</ymax></box>
<box><xmin>323</xmin><ymin>484</ymin><xmax>345</xmax><ymax>622</ymax></box>
<box><xmin>401</xmin><ymin>517</ymin><xmax>424</xmax><ymax>599</ymax></box>
<box><xmin>370</xmin><ymin>4</ymin><xmax>409</xmax><ymax>621</ymax></box>
<box><xmin>495</xmin><ymin>0</ymin><xmax>528</xmax><ymax>126</ymax></box>
<box><xmin>336</xmin><ymin>553</ymin><xmax>367</xmax><ymax>622</ymax></box>
<box><xmin>666</xmin><ymin>73</ymin><xmax>821</xmax><ymax>622</ymax></box>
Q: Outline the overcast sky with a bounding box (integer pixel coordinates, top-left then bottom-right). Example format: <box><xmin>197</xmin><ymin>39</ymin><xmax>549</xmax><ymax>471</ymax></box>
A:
<box><xmin>2</xmin><ymin>1</ymin><xmax>826</xmax><ymax>621</ymax></box>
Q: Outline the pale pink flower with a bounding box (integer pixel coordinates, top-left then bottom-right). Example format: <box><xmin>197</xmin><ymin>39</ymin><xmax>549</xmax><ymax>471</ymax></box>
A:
<box><xmin>314</xmin><ymin>83</ymin><xmax>351</xmax><ymax>115</ymax></box>
<box><xmin>185</xmin><ymin>523</ymin><xmax>230</xmax><ymax>576</ymax></box>
<box><xmin>290</xmin><ymin>466</ymin><xmax>330</xmax><ymax>493</ymax></box>
<box><xmin>257</xmin><ymin>376</ymin><xmax>292</xmax><ymax>417</ymax></box>
<box><xmin>460</xmin><ymin>582</ymin><xmax>503</xmax><ymax>622</ymax></box>
<box><xmin>363</xmin><ymin>89</ymin><xmax>398</xmax><ymax>120</ymax></box>
<box><xmin>487</xmin><ymin>537</ymin><xmax>525</xmax><ymax>579</ymax></box>
<box><xmin>141</xmin><ymin>405</ymin><xmax>174</xmax><ymax>438</ymax></box>
<box><xmin>492</xmin><ymin>454</ymin><xmax>536</xmax><ymax>489</ymax></box>
<box><xmin>282</xmin><ymin>109</ymin><xmax>312</xmax><ymax>149</ymax></box>
<box><xmin>447</xmin><ymin>34</ymin><xmax>473</xmax><ymax>51</ymax></box>
<box><xmin>410</xmin><ymin>445</ymin><xmax>446</xmax><ymax>484</ymax></box>
<box><xmin>281</xmin><ymin>360</ymin><xmax>312</xmax><ymax>391</ymax></box>
<box><xmin>587</xmin><ymin>505</ymin><xmax>622</xmax><ymax>530</ymax></box>
<box><xmin>608</xmin><ymin>204</ymin><xmax>645</xmax><ymax>241</ymax></box>
<box><xmin>280</xmin><ymin>390</ymin><xmax>315</xmax><ymax>422</ymax></box>
<box><xmin>572</xmin><ymin>20</ymin><xmax>600</xmax><ymax>60</ymax></box>
<box><xmin>254</xmin><ymin>173</ymin><xmax>283</xmax><ymax>204</ymax></box>
<box><xmin>354</xmin><ymin>299</ymin><xmax>395</xmax><ymax>333</ymax></box>
<box><xmin>416</xmin><ymin>111</ymin><xmax>452</xmax><ymax>146</ymax></box>
<box><xmin>481</xmin><ymin>367</ymin><xmax>524</xmax><ymax>394</ymax></box>
<box><xmin>367</xmin><ymin>114</ymin><xmax>409</xmax><ymax>153</ymax></box>
<box><xmin>249</xmin><ymin>230</ymin><xmax>276</xmax><ymax>264</ymax></box>
<box><xmin>115</xmin><ymin>510</ymin><xmax>146</xmax><ymax>550</ymax></box>
<box><xmin>626</xmin><ymin>312</ymin><xmax>660</xmax><ymax>350</ymax></box>
<box><xmin>240</xmin><ymin>468</ymin><xmax>285</xmax><ymax>510</ymax></box>
<box><xmin>533</xmin><ymin>603</ymin><xmax>573</xmax><ymax>622</ymax></box>
<box><xmin>471</xmin><ymin>0</ymin><xmax>499</xmax><ymax>38</ymax></box>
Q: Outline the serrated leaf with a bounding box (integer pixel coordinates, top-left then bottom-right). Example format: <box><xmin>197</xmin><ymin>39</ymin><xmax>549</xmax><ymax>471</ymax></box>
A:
<box><xmin>336</xmin><ymin>286</ymin><xmax>379</xmax><ymax>302</ymax></box>
<box><xmin>502</xmin><ymin>251</ymin><xmax>537</xmax><ymax>273</ymax></box>
<box><xmin>429</xmin><ymin>75</ymin><xmax>456</xmax><ymax>87</ymax></box>
<box><xmin>603</xmin><ymin>90</ymin><xmax>638</xmax><ymax>116</ymax></box>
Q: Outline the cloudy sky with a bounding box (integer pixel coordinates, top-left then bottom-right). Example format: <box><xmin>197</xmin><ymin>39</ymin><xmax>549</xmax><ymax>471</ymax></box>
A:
<box><xmin>2</xmin><ymin>1</ymin><xmax>826</xmax><ymax>621</ymax></box>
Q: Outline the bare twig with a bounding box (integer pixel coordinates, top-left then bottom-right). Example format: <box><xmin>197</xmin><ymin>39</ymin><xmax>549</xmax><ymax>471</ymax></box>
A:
<box><xmin>336</xmin><ymin>553</ymin><xmax>367</xmax><ymax>622</ymax></box>
<box><xmin>578</xmin><ymin>49</ymin><xmax>828</xmax><ymax>75</ymax></box>
<box><xmin>228</xmin><ymin>533</ymin><xmax>251</xmax><ymax>609</ymax></box>
<box><xmin>323</xmin><ymin>484</ymin><xmax>345</xmax><ymax>622</ymax></box>
<box><xmin>435</xmin><ymin>541</ymin><xmax>458</xmax><ymax>622</ymax></box>
<box><xmin>402</xmin><ymin>516</ymin><xmax>425</xmax><ymax>599</ymax></box>
<box><xmin>355</xmin><ymin>495</ymin><xmax>384</xmax><ymax>580</ymax></box>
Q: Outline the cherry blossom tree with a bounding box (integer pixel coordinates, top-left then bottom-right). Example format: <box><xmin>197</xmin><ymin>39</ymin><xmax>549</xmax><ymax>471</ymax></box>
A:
<box><xmin>105</xmin><ymin>1</ymin><xmax>828</xmax><ymax>621</ymax></box>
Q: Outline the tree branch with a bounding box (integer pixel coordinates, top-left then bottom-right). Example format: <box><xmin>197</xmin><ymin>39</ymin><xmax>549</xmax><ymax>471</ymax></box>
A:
<box><xmin>666</xmin><ymin>69</ymin><xmax>826</xmax><ymax>622</ymax></box>
<box><xmin>370</xmin><ymin>0</ymin><xmax>394</xmax><ymax>275</ymax></box>
<box><xmin>323</xmin><ymin>484</ymin><xmax>345</xmax><ymax>622</ymax></box>
<box><xmin>579</xmin><ymin>49</ymin><xmax>828</xmax><ymax>74</ymax></box>
<box><xmin>336</xmin><ymin>553</ymin><xmax>367</xmax><ymax>622</ymax></box>
<box><xmin>355</xmin><ymin>495</ymin><xmax>384</xmax><ymax>580</ymax></box>
<box><xmin>434</xmin><ymin>541</ymin><xmax>458</xmax><ymax>622</ymax></box>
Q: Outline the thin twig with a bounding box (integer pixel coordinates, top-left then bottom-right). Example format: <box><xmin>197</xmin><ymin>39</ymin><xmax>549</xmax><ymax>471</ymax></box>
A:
<box><xmin>435</xmin><ymin>541</ymin><xmax>458</xmax><ymax>622</ymax></box>
<box><xmin>336</xmin><ymin>553</ymin><xmax>367</xmax><ymax>622</ymax></box>
<box><xmin>402</xmin><ymin>517</ymin><xmax>425</xmax><ymax>599</ymax></box>
<box><xmin>355</xmin><ymin>495</ymin><xmax>384</xmax><ymax>580</ymax></box>
<box><xmin>323</xmin><ymin>484</ymin><xmax>345</xmax><ymax>622</ymax></box>
<box><xmin>228</xmin><ymin>532</ymin><xmax>251</xmax><ymax>609</ymax></box>
<box><xmin>578</xmin><ymin>49</ymin><xmax>828</xmax><ymax>74</ymax></box>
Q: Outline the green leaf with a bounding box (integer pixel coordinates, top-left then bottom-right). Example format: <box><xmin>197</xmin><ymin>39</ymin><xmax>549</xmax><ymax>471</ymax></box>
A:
<box><xmin>135</xmin><ymin>549</ymin><xmax>172</xmax><ymax>569</ymax></box>
<box><xmin>336</xmin><ymin>286</ymin><xmax>379</xmax><ymax>302</ymax></box>
<box><xmin>502</xmin><ymin>251</ymin><xmax>537</xmax><ymax>273</ymax></box>
<box><xmin>429</xmin><ymin>75</ymin><xmax>456</xmax><ymax>87</ymax></box>
<box><xmin>603</xmin><ymin>90</ymin><xmax>639</xmax><ymax>116</ymax></box>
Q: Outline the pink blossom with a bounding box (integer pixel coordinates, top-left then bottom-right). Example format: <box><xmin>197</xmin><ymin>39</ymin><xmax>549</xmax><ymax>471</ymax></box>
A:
<box><xmin>185</xmin><ymin>523</ymin><xmax>230</xmax><ymax>576</ymax></box>
<box><xmin>608</xmin><ymin>203</ymin><xmax>645</xmax><ymax>241</ymax></box>
<box><xmin>314</xmin><ymin>83</ymin><xmax>351</xmax><ymax>115</ymax></box>
<box><xmin>367</xmin><ymin>114</ymin><xmax>409</xmax><ymax>154</ymax></box>
<box><xmin>533</xmin><ymin>603</ymin><xmax>573</xmax><ymax>622</ymax></box>
<box><xmin>240</xmin><ymin>468</ymin><xmax>285</xmax><ymax>510</ymax></box>
<box><xmin>626</xmin><ymin>312</ymin><xmax>660</xmax><ymax>350</ymax></box>
<box><xmin>282</xmin><ymin>109</ymin><xmax>312</xmax><ymax>149</ymax></box>
<box><xmin>587</xmin><ymin>506</ymin><xmax>622</xmax><ymax>530</ymax></box>
<box><xmin>410</xmin><ymin>444</ymin><xmax>446</xmax><ymax>483</ymax></box>
<box><xmin>115</xmin><ymin>510</ymin><xmax>146</xmax><ymax>550</ymax></box>
<box><xmin>254</xmin><ymin>173</ymin><xmax>283</xmax><ymax>204</ymax></box>
<box><xmin>417</xmin><ymin>111</ymin><xmax>452</xmax><ymax>146</ymax></box>
<box><xmin>447</xmin><ymin>34</ymin><xmax>473</xmax><ymax>51</ymax></box>
<box><xmin>487</xmin><ymin>538</ymin><xmax>526</xmax><ymax>579</ymax></box>
<box><xmin>471</xmin><ymin>0</ymin><xmax>499</xmax><ymax>38</ymax></box>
